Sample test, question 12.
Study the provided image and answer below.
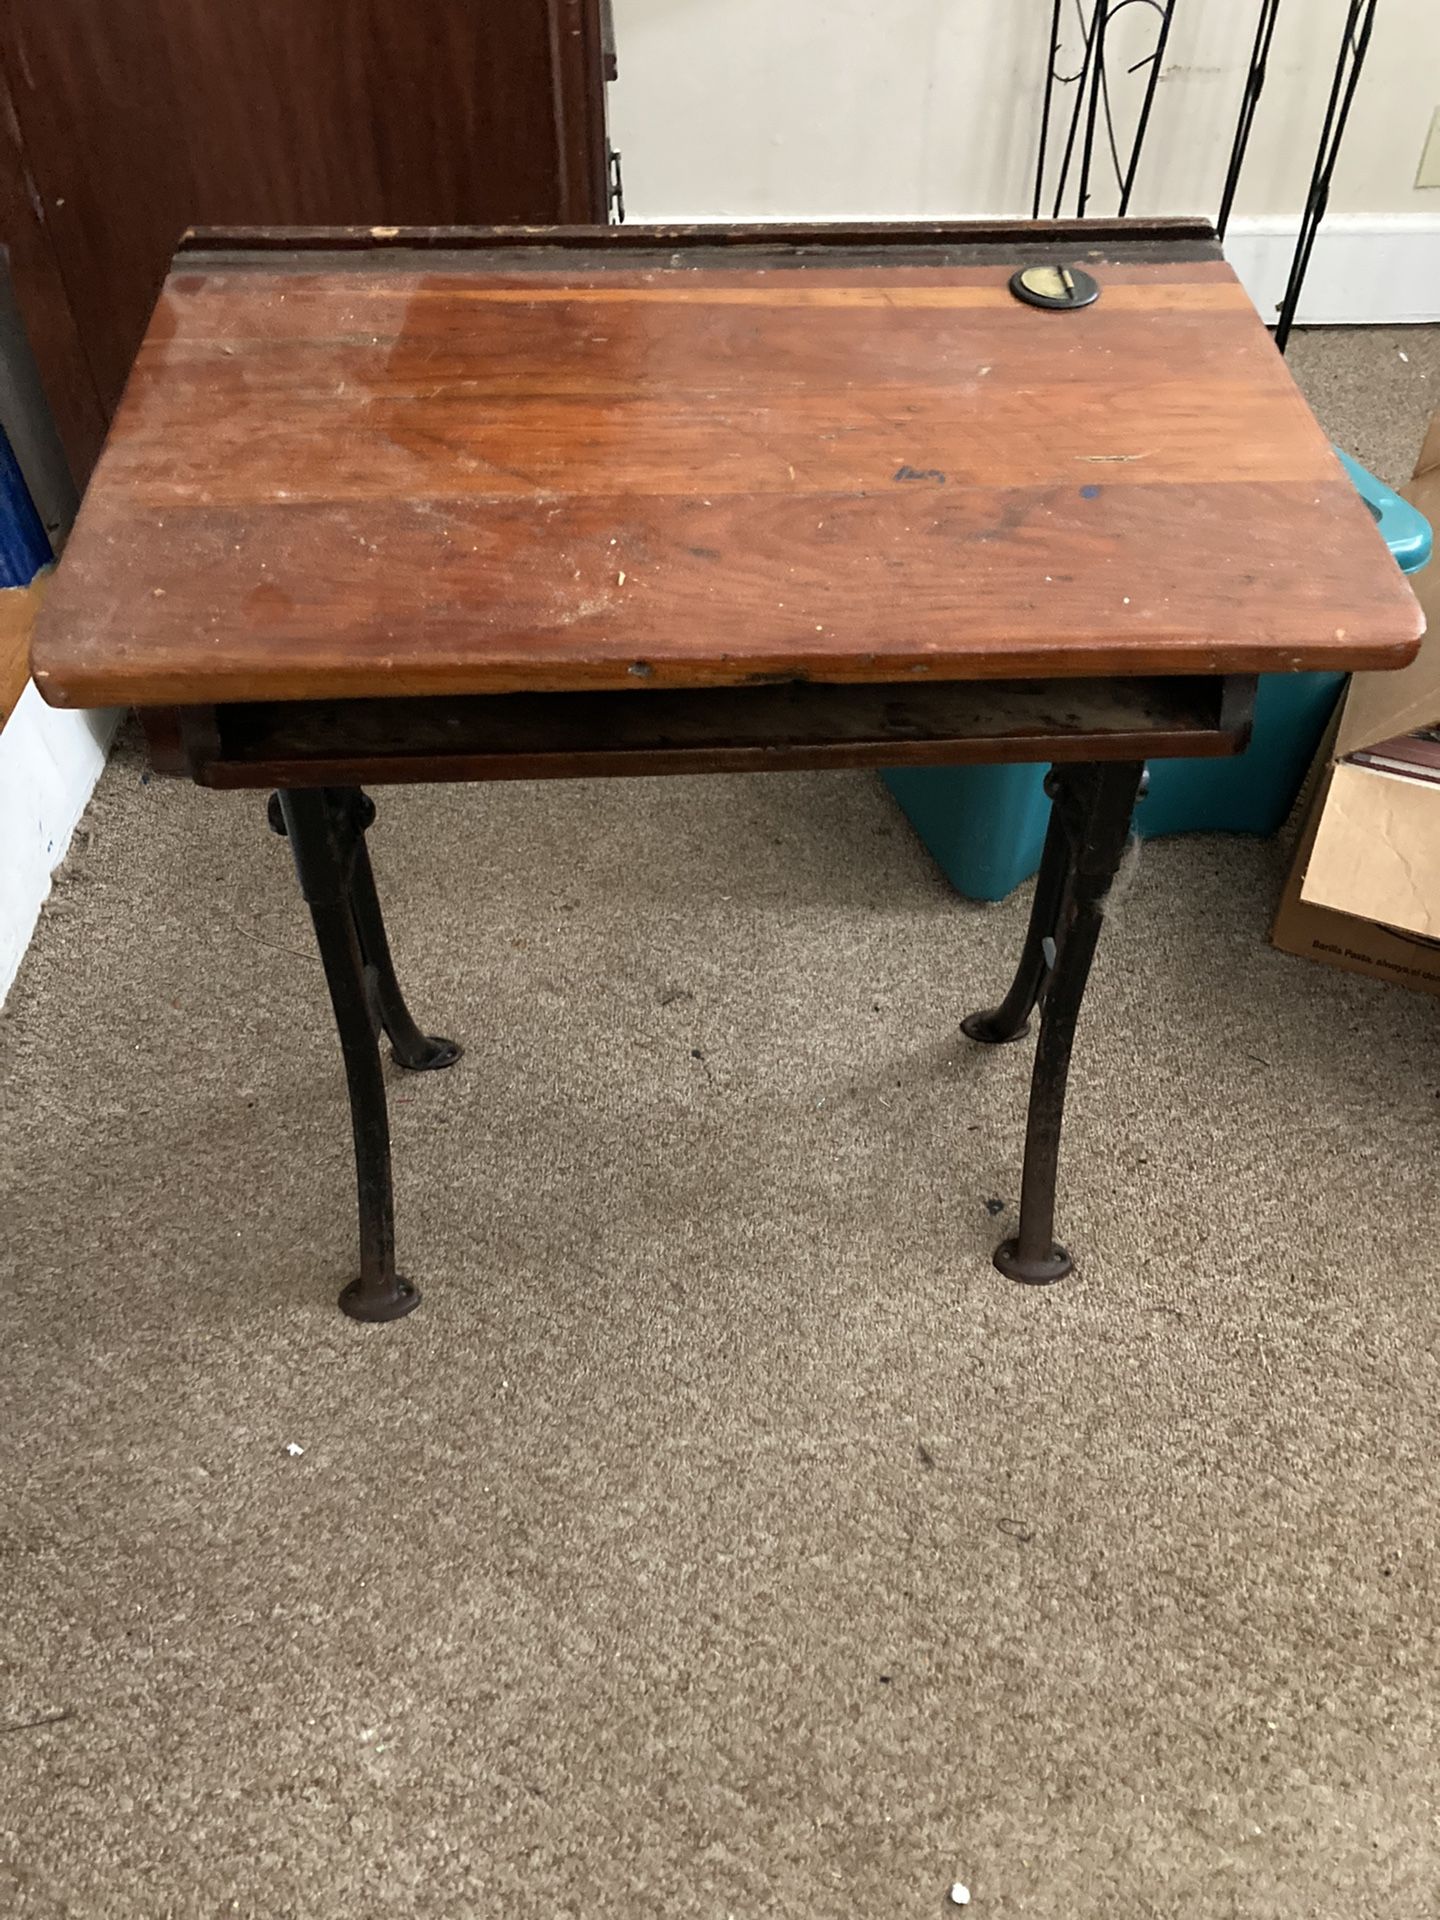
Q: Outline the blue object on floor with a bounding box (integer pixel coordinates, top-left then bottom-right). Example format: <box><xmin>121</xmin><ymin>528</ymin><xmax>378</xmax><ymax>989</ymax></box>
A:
<box><xmin>0</xmin><ymin>424</ymin><xmax>51</xmax><ymax>588</ymax></box>
<box><xmin>1334</xmin><ymin>448</ymin><xmax>1433</xmax><ymax>576</ymax></box>
<box><xmin>883</xmin><ymin>449</ymin><xmax>1434</xmax><ymax>902</ymax></box>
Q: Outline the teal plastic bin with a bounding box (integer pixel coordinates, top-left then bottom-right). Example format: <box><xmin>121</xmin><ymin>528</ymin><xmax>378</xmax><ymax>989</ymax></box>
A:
<box><xmin>883</xmin><ymin>450</ymin><xmax>1433</xmax><ymax>902</ymax></box>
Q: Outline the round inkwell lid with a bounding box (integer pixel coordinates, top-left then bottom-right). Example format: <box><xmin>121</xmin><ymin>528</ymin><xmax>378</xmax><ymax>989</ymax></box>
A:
<box><xmin>1008</xmin><ymin>264</ymin><xmax>1100</xmax><ymax>310</ymax></box>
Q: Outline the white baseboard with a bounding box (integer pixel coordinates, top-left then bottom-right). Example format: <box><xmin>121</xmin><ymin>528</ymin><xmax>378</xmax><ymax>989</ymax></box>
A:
<box><xmin>1223</xmin><ymin>214</ymin><xmax>1440</xmax><ymax>327</ymax></box>
<box><xmin>0</xmin><ymin>686</ymin><xmax>117</xmax><ymax>1005</ymax></box>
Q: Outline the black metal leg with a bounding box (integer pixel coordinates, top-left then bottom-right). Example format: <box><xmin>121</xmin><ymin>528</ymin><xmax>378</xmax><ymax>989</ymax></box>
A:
<box><xmin>272</xmin><ymin>786</ymin><xmax>458</xmax><ymax>1322</ymax></box>
<box><xmin>965</xmin><ymin>760</ymin><xmax>1144</xmax><ymax>1286</ymax></box>
<box><xmin>344</xmin><ymin>794</ymin><xmax>463</xmax><ymax>1072</ymax></box>
<box><xmin>961</xmin><ymin>783</ymin><xmax>1071</xmax><ymax>1045</ymax></box>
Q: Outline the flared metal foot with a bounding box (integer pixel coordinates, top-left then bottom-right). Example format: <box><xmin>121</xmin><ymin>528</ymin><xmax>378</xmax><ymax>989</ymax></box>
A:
<box><xmin>339</xmin><ymin>1275</ymin><xmax>423</xmax><ymax>1322</ymax></box>
<box><xmin>993</xmin><ymin>1237</ymin><xmax>1073</xmax><ymax>1286</ymax></box>
<box><xmin>393</xmin><ymin>1033</ymin><xmax>463</xmax><ymax>1072</ymax></box>
<box><xmin>961</xmin><ymin>1010</ymin><xmax>1032</xmax><ymax>1046</ymax></box>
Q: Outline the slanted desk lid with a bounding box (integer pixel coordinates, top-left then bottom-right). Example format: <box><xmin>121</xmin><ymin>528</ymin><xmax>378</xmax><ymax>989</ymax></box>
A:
<box><xmin>31</xmin><ymin>222</ymin><xmax>1424</xmax><ymax>710</ymax></box>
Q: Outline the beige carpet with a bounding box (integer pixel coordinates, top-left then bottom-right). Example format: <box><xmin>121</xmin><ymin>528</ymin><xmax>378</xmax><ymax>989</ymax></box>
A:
<box><xmin>2</xmin><ymin>329</ymin><xmax>1438</xmax><ymax>1919</ymax></box>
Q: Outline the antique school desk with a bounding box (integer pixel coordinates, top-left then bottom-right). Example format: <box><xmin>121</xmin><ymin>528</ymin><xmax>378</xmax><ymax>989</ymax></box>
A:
<box><xmin>32</xmin><ymin>220</ymin><xmax>1422</xmax><ymax>1321</ymax></box>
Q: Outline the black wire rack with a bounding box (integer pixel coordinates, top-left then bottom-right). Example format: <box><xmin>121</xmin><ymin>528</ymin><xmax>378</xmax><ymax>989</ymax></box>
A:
<box><xmin>1033</xmin><ymin>0</ymin><xmax>1383</xmax><ymax>351</ymax></box>
<box><xmin>1033</xmin><ymin>0</ymin><xmax>1179</xmax><ymax>220</ymax></box>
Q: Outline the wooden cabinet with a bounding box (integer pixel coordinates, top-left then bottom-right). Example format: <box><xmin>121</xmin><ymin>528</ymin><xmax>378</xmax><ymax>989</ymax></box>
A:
<box><xmin>0</xmin><ymin>1</ymin><xmax>609</xmax><ymax>486</ymax></box>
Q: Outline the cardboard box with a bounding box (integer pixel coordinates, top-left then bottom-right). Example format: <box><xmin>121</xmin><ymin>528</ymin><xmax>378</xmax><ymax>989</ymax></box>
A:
<box><xmin>1271</xmin><ymin>416</ymin><xmax>1440</xmax><ymax>994</ymax></box>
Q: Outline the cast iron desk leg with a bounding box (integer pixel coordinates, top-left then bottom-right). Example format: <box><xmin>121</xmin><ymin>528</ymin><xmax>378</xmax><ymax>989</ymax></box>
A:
<box><xmin>345</xmin><ymin>795</ymin><xmax>463</xmax><ymax>1073</ymax></box>
<box><xmin>964</xmin><ymin>760</ymin><xmax>1144</xmax><ymax>1285</ymax></box>
<box><xmin>271</xmin><ymin>786</ymin><xmax>461</xmax><ymax>1321</ymax></box>
<box><xmin>960</xmin><ymin>789</ymin><xmax>1071</xmax><ymax>1047</ymax></box>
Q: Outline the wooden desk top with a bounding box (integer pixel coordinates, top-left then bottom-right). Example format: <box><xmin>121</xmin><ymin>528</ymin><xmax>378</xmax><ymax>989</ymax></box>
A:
<box><xmin>32</xmin><ymin>221</ymin><xmax>1422</xmax><ymax>710</ymax></box>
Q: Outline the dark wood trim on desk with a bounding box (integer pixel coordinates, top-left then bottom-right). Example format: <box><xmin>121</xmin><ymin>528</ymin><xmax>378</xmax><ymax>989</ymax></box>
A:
<box><xmin>134</xmin><ymin>705</ymin><xmax>189</xmax><ymax>774</ymax></box>
<box><xmin>172</xmin><ymin>675</ymin><xmax>1257</xmax><ymax>791</ymax></box>
<box><xmin>179</xmin><ymin>216</ymin><xmax>1221</xmax><ymax>260</ymax></box>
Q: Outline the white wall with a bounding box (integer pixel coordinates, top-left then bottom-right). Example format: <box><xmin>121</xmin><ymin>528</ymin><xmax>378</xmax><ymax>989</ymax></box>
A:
<box><xmin>608</xmin><ymin>0</ymin><xmax>1440</xmax><ymax>319</ymax></box>
<box><xmin>610</xmin><ymin>0</ymin><xmax>1439</xmax><ymax>219</ymax></box>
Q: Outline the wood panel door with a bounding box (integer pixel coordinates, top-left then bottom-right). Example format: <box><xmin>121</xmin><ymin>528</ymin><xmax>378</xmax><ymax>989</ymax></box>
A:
<box><xmin>0</xmin><ymin>1</ymin><xmax>608</xmax><ymax>482</ymax></box>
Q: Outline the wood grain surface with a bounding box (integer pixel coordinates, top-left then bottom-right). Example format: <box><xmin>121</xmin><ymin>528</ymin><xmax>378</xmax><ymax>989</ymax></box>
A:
<box><xmin>32</xmin><ymin>227</ymin><xmax>1423</xmax><ymax>709</ymax></box>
